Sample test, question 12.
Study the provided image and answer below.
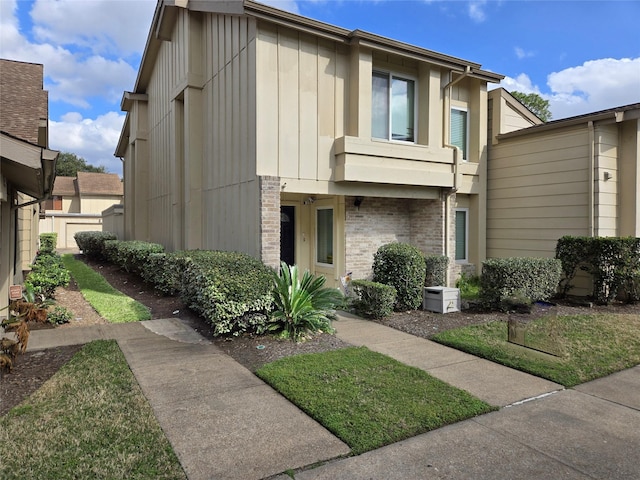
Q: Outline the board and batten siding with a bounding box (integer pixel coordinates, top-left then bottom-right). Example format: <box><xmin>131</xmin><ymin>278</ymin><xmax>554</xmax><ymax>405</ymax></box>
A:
<box><xmin>145</xmin><ymin>11</ymin><xmax>188</xmax><ymax>249</ymax></box>
<box><xmin>142</xmin><ymin>10</ymin><xmax>262</xmax><ymax>256</ymax></box>
<box><xmin>255</xmin><ymin>22</ymin><xmax>348</xmax><ymax>184</ymax></box>
<box><xmin>487</xmin><ymin>126</ymin><xmax>592</xmax><ymax>258</ymax></box>
<box><xmin>200</xmin><ymin>13</ymin><xmax>261</xmax><ymax>256</ymax></box>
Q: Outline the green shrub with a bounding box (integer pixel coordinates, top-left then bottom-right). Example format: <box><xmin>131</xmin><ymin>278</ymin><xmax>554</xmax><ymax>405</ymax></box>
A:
<box><xmin>103</xmin><ymin>240</ymin><xmax>164</xmax><ymax>275</ymax></box>
<box><xmin>456</xmin><ymin>273</ymin><xmax>481</xmax><ymax>300</ymax></box>
<box><xmin>424</xmin><ymin>255</ymin><xmax>449</xmax><ymax>287</ymax></box>
<box><xmin>266</xmin><ymin>262</ymin><xmax>344</xmax><ymax>341</ymax></box>
<box><xmin>350</xmin><ymin>280</ymin><xmax>396</xmax><ymax>319</ymax></box>
<box><xmin>74</xmin><ymin>231</ymin><xmax>117</xmax><ymax>259</ymax></box>
<box><xmin>556</xmin><ymin>236</ymin><xmax>640</xmax><ymax>304</ymax></box>
<box><xmin>180</xmin><ymin>251</ymin><xmax>274</xmax><ymax>336</ymax></box>
<box><xmin>141</xmin><ymin>251</ymin><xmax>212</xmax><ymax>296</ymax></box>
<box><xmin>25</xmin><ymin>253</ymin><xmax>70</xmax><ymax>298</ymax></box>
<box><xmin>480</xmin><ymin>257</ymin><xmax>562</xmax><ymax>310</ymax></box>
<box><xmin>47</xmin><ymin>305</ymin><xmax>73</xmax><ymax>325</ymax></box>
<box><xmin>39</xmin><ymin>233</ymin><xmax>57</xmax><ymax>254</ymax></box>
<box><xmin>103</xmin><ymin>239</ymin><xmax>120</xmax><ymax>265</ymax></box>
<box><xmin>373</xmin><ymin>243</ymin><xmax>426</xmax><ymax>311</ymax></box>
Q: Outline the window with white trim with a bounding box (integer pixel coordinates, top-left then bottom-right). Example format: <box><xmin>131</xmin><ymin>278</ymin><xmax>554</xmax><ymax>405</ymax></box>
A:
<box><xmin>455</xmin><ymin>208</ymin><xmax>468</xmax><ymax>262</ymax></box>
<box><xmin>316</xmin><ymin>207</ymin><xmax>334</xmax><ymax>265</ymax></box>
<box><xmin>372</xmin><ymin>71</ymin><xmax>415</xmax><ymax>142</ymax></box>
<box><xmin>450</xmin><ymin>107</ymin><xmax>468</xmax><ymax>160</ymax></box>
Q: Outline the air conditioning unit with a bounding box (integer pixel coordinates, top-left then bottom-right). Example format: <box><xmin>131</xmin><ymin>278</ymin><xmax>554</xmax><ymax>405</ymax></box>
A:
<box><xmin>423</xmin><ymin>287</ymin><xmax>460</xmax><ymax>314</ymax></box>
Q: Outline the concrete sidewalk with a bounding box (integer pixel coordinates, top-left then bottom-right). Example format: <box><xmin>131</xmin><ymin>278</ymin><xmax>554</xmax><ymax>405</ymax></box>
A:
<box><xmin>332</xmin><ymin>313</ymin><xmax>563</xmax><ymax>407</ymax></box>
<box><xmin>20</xmin><ymin>316</ymin><xmax>640</xmax><ymax>480</ymax></box>
<box><xmin>281</xmin><ymin>365</ymin><xmax>640</xmax><ymax>480</ymax></box>
<box><xmin>23</xmin><ymin>319</ymin><xmax>350</xmax><ymax>480</ymax></box>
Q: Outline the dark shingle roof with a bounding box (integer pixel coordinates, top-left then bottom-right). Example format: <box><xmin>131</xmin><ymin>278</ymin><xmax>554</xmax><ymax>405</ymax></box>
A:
<box><xmin>76</xmin><ymin>172</ymin><xmax>123</xmax><ymax>195</ymax></box>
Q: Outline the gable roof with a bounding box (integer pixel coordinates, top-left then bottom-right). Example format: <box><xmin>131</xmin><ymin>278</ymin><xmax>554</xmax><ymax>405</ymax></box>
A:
<box><xmin>498</xmin><ymin>102</ymin><xmax>640</xmax><ymax>140</ymax></box>
<box><xmin>130</xmin><ymin>0</ymin><xmax>503</xmax><ymax>97</ymax></box>
<box><xmin>76</xmin><ymin>171</ymin><xmax>123</xmax><ymax>196</ymax></box>
<box><xmin>51</xmin><ymin>172</ymin><xmax>123</xmax><ymax>197</ymax></box>
<box><xmin>51</xmin><ymin>176</ymin><xmax>77</xmax><ymax>196</ymax></box>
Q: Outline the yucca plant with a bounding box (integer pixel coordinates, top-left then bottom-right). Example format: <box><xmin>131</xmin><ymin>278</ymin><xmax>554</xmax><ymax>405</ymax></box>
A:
<box><xmin>268</xmin><ymin>262</ymin><xmax>344</xmax><ymax>341</ymax></box>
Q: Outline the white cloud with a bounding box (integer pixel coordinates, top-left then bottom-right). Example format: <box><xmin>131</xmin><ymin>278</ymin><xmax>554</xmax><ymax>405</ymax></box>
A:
<box><xmin>515</xmin><ymin>47</ymin><xmax>535</xmax><ymax>59</ymax></box>
<box><xmin>468</xmin><ymin>1</ymin><xmax>487</xmax><ymax>22</ymax></box>
<box><xmin>30</xmin><ymin>0</ymin><xmax>156</xmax><ymax>56</ymax></box>
<box><xmin>547</xmin><ymin>58</ymin><xmax>640</xmax><ymax>119</ymax></box>
<box><xmin>50</xmin><ymin>112</ymin><xmax>126</xmax><ymax>175</ymax></box>
<box><xmin>496</xmin><ymin>73</ymin><xmax>543</xmax><ymax>95</ymax></box>
<box><xmin>0</xmin><ymin>0</ymin><xmax>145</xmax><ymax>109</ymax></box>
<box><xmin>498</xmin><ymin>58</ymin><xmax>640</xmax><ymax>120</ymax></box>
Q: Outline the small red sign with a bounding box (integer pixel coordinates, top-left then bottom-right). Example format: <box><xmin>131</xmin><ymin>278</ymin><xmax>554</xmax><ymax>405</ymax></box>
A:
<box><xmin>9</xmin><ymin>285</ymin><xmax>22</xmax><ymax>300</ymax></box>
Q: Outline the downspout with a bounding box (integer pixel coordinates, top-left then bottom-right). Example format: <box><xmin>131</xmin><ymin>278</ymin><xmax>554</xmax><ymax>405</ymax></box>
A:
<box><xmin>588</xmin><ymin>121</ymin><xmax>595</xmax><ymax>236</ymax></box>
<box><xmin>441</xmin><ymin>67</ymin><xmax>470</xmax><ymax>280</ymax></box>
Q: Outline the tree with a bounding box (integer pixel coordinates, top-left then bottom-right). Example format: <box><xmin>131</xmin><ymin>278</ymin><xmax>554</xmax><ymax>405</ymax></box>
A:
<box><xmin>511</xmin><ymin>91</ymin><xmax>552</xmax><ymax>122</ymax></box>
<box><xmin>55</xmin><ymin>152</ymin><xmax>106</xmax><ymax>177</ymax></box>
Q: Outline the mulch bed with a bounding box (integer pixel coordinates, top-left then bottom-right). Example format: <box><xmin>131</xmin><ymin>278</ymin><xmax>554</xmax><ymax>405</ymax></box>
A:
<box><xmin>3</xmin><ymin>254</ymin><xmax>639</xmax><ymax>416</ymax></box>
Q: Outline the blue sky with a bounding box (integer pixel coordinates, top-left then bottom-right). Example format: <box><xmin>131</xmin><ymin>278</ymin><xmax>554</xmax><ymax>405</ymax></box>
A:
<box><xmin>1</xmin><ymin>0</ymin><xmax>639</xmax><ymax>175</ymax></box>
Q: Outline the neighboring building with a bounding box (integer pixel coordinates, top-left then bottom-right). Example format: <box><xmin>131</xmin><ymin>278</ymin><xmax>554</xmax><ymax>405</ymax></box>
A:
<box><xmin>0</xmin><ymin>58</ymin><xmax>58</xmax><ymax>312</ymax></box>
<box><xmin>40</xmin><ymin>172</ymin><xmax>124</xmax><ymax>248</ymax></box>
<box><xmin>116</xmin><ymin>0</ymin><xmax>503</xmax><ymax>285</ymax></box>
<box><xmin>487</xmin><ymin>88</ymin><xmax>640</xmax><ymax>261</ymax></box>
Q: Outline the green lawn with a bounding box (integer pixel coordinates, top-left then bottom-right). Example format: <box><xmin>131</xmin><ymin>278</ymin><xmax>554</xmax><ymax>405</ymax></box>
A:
<box><xmin>0</xmin><ymin>340</ymin><xmax>186</xmax><ymax>480</ymax></box>
<box><xmin>257</xmin><ymin>346</ymin><xmax>496</xmax><ymax>455</ymax></box>
<box><xmin>62</xmin><ymin>254</ymin><xmax>151</xmax><ymax>322</ymax></box>
<box><xmin>432</xmin><ymin>313</ymin><xmax>640</xmax><ymax>387</ymax></box>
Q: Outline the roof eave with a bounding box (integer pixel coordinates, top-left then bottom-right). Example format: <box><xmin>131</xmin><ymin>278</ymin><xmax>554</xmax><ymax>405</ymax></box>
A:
<box><xmin>0</xmin><ymin>131</ymin><xmax>58</xmax><ymax>200</ymax></box>
<box><xmin>497</xmin><ymin>103</ymin><xmax>640</xmax><ymax>140</ymax></box>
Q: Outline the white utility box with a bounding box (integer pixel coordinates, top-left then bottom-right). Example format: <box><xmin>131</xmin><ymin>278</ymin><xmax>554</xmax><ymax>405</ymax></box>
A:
<box><xmin>423</xmin><ymin>287</ymin><xmax>460</xmax><ymax>313</ymax></box>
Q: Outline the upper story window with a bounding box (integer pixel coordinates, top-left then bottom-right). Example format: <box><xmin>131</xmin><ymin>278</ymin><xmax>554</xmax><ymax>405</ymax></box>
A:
<box><xmin>372</xmin><ymin>71</ymin><xmax>415</xmax><ymax>142</ymax></box>
<box><xmin>450</xmin><ymin>107</ymin><xmax>468</xmax><ymax>160</ymax></box>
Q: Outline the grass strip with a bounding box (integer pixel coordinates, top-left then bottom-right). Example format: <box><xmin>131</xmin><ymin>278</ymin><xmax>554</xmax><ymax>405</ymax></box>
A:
<box><xmin>257</xmin><ymin>346</ymin><xmax>496</xmax><ymax>455</ymax></box>
<box><xmin>0</xmin><ymin>340</ymin><xmax>186</xmax><ymax>480</ymax></box>
<box><xmin>432</xmin><ymin>313</ymin><xmax>640</xmax><ymax>387</ymax></box>
<box><xmin>62</xmin><ymin>254</ymin><xmax>151</xmax><ymax>322</ymax></box>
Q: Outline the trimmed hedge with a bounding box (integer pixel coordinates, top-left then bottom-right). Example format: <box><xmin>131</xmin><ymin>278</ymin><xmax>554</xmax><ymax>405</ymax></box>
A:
<box><xmin>373</xmin><ymin>243</ymin><xmax>426</xmax><ymax>311</ymax></box>
<box><xmin>556</xmin><ymin>236</ymin><xmax>640</xmax><ymax>304</ymax></box>
<box><xmin>180</xmin><ymin>251</ymin><xmax>274</xmax><ymax>336</ymax></box>
<box><xmin>74</xmin><ymin>231</ymin><xmax>117</xmax><ymax>259</ymax></box>
<box><xmin>350</xmin><ymin>280</ymin><xmax>396</xmax><ymax>319</ymax></box>
<box><xmin>102</xmin><ymin>240</ymin><xmax>164</xmax><ymax>275</ymax></box>
<box><xmin>141</xmin><ymin>250</ymin><xmax>213</xmax><ymax>296</ymax></box>
<box><xmin>39</xmin><ymin>233</ymin><xmax>57</xmax><ymax>254</ymax></box>
<box><xmin>425</xmin><ymin>255</ymin><xmax>449</xmax><ymax>287</ymax></box>
<box><xmin>480</xmin><ymin>257</ymin><xmax>562</xmax><ymax>309</ymax></box>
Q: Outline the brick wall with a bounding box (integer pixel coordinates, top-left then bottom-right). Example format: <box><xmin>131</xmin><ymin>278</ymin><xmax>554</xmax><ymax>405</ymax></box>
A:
<box><xmin>259</xmin><ymin>176</ymin><xmax>281</xmax><ymax>269</ymax></box>
<box><xmin>345</xmin><ymin>196</ymin><xmax>449</xmax><ymax>280</ymax></box>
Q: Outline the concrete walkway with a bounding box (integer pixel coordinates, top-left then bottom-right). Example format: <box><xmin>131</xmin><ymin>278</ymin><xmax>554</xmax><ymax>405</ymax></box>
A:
<box><xmin>333</xmin><ymin>313</ymin><xmax>563</xmax><ymax>407</ymax></box>
<box><xmin>19</xmin><ymin>316</ymin><xmax>640</xmax><ymax>480</ymax></box>
<box><xmin>23</xmin><ymin>319</ymin><xmax>350</xmax><ymax>480</ymax></box>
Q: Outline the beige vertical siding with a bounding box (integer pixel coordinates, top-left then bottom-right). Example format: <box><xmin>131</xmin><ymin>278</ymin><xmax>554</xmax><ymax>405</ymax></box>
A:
<box><xmin>255</xmin><ymin>23</ymin><xmax>348</xmax><ymax>181</ymax></box>
<box><xmin>619</xmin><ymin>119</ymin><xmax>640</xmax><ymax>236</ymax></box>
<box><xmin>200</xmin><ymin>14</ymin><xmax>260</xmax><ymax>256</ymax></box>
<box><xmin>594</xmin><ymin>124</ymin><xmax>619</xmax><ymax>236</ymax></box>
<box><xmin>487</xmin><ymin>126</ymin><xmax>591</xmax><ymax>258</ymax></box>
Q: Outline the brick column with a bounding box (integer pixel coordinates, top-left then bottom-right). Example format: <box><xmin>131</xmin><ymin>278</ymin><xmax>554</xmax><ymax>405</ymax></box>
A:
<box><xmin>259</xmin><ymin>176</ymin><xmax>281</xmax><ymax>269</ymax></box>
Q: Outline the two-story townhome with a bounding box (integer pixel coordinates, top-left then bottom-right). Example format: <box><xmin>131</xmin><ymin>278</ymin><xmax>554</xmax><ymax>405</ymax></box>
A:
<box><xmin>1</xmin><ymin>59</ymin><xmax>58</xmax><ymax>311</ymax></box>
<box><xmin>40</xmin><ymin>171</ymin><xmax>124</xmax><ymax>248</ymax></box>
<box><xmin>116</xmin><ymin>0</ymin><xmax>503</xmax><ymax>285</ymax></box>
